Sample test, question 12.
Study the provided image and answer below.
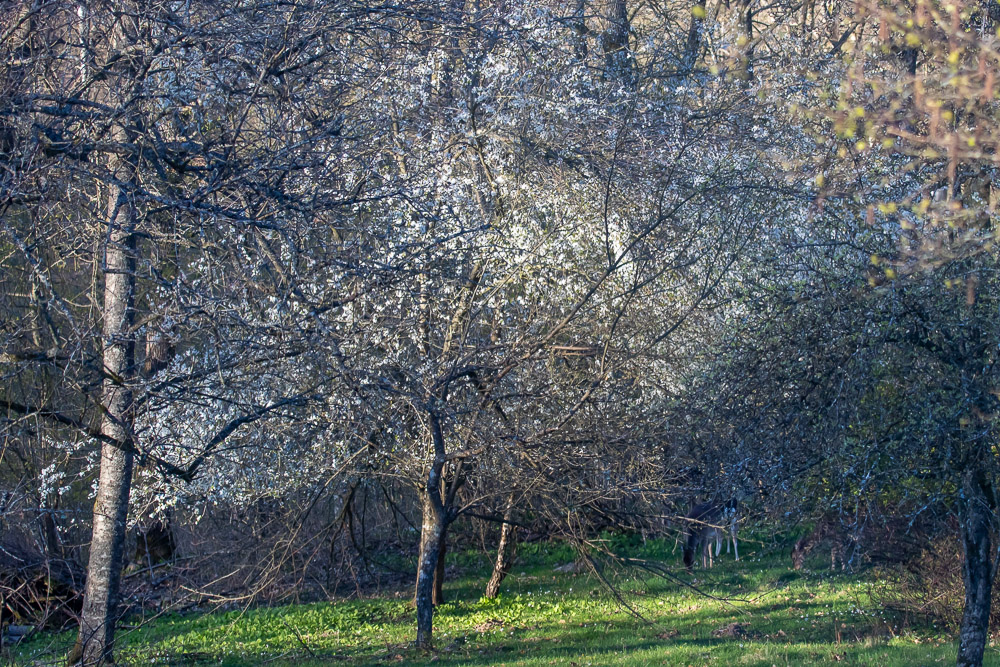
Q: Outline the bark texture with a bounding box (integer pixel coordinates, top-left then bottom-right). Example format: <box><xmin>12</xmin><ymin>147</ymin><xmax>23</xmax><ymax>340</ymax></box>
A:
<box><xmin>433</xmin><ymin>533</ymin><xmax>447</xmax><ymax>606</ymax></box>
<box><xmin>738</xmin><ymin>0</ymin><xmax>754</xmax><ymax>79</ymax></box>
<box><xmin>415</xmin><ymin>492</ymin><xmax>444</xmax><ymax>648</ymax></box>
<box><xmin>484</xmin><ymin>499</ymin><xmax>518</xmax><ymax>599</ymax></box>
<box><xmin>684</xmin><ymin>0</ymin><xmax>707</xmax><ymax>72</ymax></box>
<box><xmin>414</xmin><ymin>412</ymin><xmax>447</xmax><ymax>648</ymax></box>
<box><xmin>73</xmin><ymin>177</ymin><xmax>137</xmax><ymax>666</ymax></box>
<box><xmin>957</xmin><ymin>473</ymin><xmax>996</xmax><ymax>667</ymax></box>
<box><xmin>600</xmin><ymin>0</ymin><xmax>634</xmax><ymax>85</ymax></box>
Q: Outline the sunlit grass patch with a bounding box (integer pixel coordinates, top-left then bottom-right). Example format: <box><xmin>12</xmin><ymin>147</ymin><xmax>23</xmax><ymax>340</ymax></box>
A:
<box><xmin>11</xmin><ymin>537</ymin><xmax>985</xmax><ymax>666</ymax></box>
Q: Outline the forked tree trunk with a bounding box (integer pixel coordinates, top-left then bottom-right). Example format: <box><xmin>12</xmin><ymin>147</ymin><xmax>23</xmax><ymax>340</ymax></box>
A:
<box><xmin>72</xmin><ymin>176</ymin><xmax>137</xmax><ymax>666</ymax></box>
<box><xmin>957</xmin><ymin>472</ymin><xmax>997</xmax><ymax>667</ymax></box>
<box><xmin>485</xmin><ymin>503</ymin><xmax>518</xmax><ymax>599</ymax></box>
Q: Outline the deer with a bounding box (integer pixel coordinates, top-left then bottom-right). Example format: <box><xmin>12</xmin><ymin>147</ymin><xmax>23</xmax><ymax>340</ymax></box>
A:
<box><xmin>790</xmin><ymin>515</ymin><xmax>858</xmax><ymax>571</ymax></box>
<box><xmin>683</xmin><ymin>500</ymin><xmax>739</xmax><ymax>570</ymax></box>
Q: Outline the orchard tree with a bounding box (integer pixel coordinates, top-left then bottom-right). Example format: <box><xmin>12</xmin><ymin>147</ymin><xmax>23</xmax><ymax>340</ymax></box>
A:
<box><xmin>320</xmin><ymin>0</ymin><xmax>791</xmax><ymax>647</ymax></box>
<box><xmin>692</xmin><ymin>0</ymin><xmax>1000</xmax><ymax>662</ymax></box>
<box><xmin>832</xmin><ymin>2</ymin><xmax>1000</xmax><ymax>663</ymax></box>
<box><xmin>0</xmin><ymin>0</ymin><xmax>413</xmax><ymax>662</ymax></box>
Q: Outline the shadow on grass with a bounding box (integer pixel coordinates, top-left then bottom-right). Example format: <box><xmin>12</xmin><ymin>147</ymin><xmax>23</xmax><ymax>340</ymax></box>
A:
<box><xmin>10</xmin><ymin>542</ymin><xmax>971</xmax><ymax>667</ymax></box>
<box><xmin>276</xmin><ymin>620</ymin><xmax>962</xmax><ymax>667</ymax></box>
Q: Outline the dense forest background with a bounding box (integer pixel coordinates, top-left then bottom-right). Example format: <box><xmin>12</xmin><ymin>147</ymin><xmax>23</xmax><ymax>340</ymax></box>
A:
<box><xmin>2</xmin><ymin>0</ymin><xmax>1000</xmax><ymax>665</ymax></box>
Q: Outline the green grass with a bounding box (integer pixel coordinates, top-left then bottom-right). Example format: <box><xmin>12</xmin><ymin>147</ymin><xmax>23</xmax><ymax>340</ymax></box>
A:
<box><xmin>10</xmin><ymin>535</ymin><xmax>997</xmax><ymax>666</ymax></box>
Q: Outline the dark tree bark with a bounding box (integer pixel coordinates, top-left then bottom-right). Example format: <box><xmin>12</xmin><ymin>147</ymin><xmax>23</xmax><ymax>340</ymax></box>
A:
<box><xmin>600</xmin><ymin>0</ymin><xmax>634</xmax><ymax>86</ymax></box>
<box><xmin>415</xmin><ymin>435</ymin><xmax>466</xmax><ymax>614</ymax></box>
<box><xmin>684</xmin><ymin>0</ymin><xmax>707</xmax><ymax>72</ymax></box>
<box><xmin>72</xmin><ymin>152</ymin><xmax>138</xmax><ymax>666</ymax></box>
<box><xmin>411</xmin><ymin>484</ymin><xmax>452</xmax><ymax>608</ymax></box>
<box><xmin>40</xmin><ymin>500</ymin><xmax>63</xmax><ymax>562</ymax></box>
<box><xmin>484</xmin><ymin>497</ymin><xmax>518</xmax><ymax>599</ymax></box>
<box><xmin>143</xmin><ymin>329</ymin><xmax>174</xmax><ymax>377</ymax></box>
<box><xmin>573</xmin><ymin>0</ymin><xmax>589</xmax><ymax>59</ymax></box>
<box><xmin>738</xmin><ymin>0</ymin><xmax>754</xmax><ymax>79</ymax></box>
<box><xmin>433</xmin><ymin>532</ymin><xmax>447</xmax><ymax>605</ymax></box>
<box><xmin>415</xmin><ymin>492</ymin><xmax>445</xmax><ymax>648</ymax></box>
<box><xmin>414</xmin><ymin>412</ymin><xmax>447</xmax><ymax>649</ymax></box>
<box><xmin>957</xmin><ymin>471</ymin><xmax>997</xmax><ymax>667</ymax></box>
<box><xmin>901</xmin><ymin>47</ymin><xmax>918</xmax><ymax>76</ymax></box>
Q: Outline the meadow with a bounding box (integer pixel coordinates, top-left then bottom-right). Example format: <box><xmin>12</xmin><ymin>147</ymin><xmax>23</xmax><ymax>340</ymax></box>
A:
<box><xmin>12</xmin><ymin>535</ymin><xmax>989</xmax><ymax>666</ymax></box>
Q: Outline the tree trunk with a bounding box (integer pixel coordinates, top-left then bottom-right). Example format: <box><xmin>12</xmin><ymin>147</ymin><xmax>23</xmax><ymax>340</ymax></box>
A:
<box><xmin>573</xmin><ymin>0</ymin><xmax>589</xmax><ymax>59</ymax></box>
<box><xmin>433</xmin><ymin>531</ymin><xmax>447</xmax><ymax>606</ymax></box>
<box><xmin>415</xmin><ymin>492</ymin><xmax>445</xmax><ymax>648</ymax></box>
<box><xmin>414</xmin><ymin>411</ymin><xmax>447</xmax><ymax>649</ymax></box>
<box><xmin>485</xmin><ymin>500</ymin><xmax>518</xmax><ymax>599</ymax></box>
<box><xmin>683</xmin><ymin>0</ymin><xmax>707</xmax><ymax>72</ymax></box>
<box><xmin>957</xmin><ymin>473</ymin><xmax>996</xmax><ymax>667</ymax></box>
<box><xmin>40</xmin><ymin>499</ymin><xmax>62</xmax><ymax>561</ymax></box>
<box><xmin>600</xmin><ymin>0</ymin><xmax>633</xmax><ymax>86</ymax></box>
<box><xmin>72</xmin><ymin>177</ymin><xmax>137</xmax><ymax>666</ymax></box>
<box><xmin>412</xmin><ymin>503</ymin><xmax>450</xmax><ymax>606</ymax></box>
<box><xmin>738</xmin><ymin>0</ymin><xmax>754</xmax><ymax>79</ymax></box>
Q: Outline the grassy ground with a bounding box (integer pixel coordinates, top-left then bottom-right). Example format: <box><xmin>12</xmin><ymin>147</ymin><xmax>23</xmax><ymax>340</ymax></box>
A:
<box><xmin>9</xmin><ymin>535</ymin><xmax>996</xmax><ymax>666</ymax></box>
